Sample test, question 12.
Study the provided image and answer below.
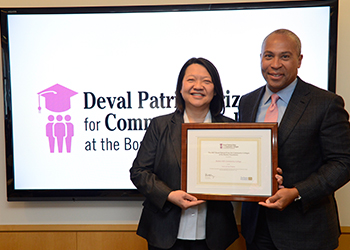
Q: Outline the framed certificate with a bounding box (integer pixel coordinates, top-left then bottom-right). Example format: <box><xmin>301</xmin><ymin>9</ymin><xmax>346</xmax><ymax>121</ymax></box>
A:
<box><xmin>181</xmin><ymin>123</ymin><xmax>278</xmax><ymax>202</ymax></box>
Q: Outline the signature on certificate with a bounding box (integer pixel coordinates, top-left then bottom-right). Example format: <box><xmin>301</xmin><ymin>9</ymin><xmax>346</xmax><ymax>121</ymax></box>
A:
<box><xmin>205</xmin><ymin>173</ymin><xmax>215</xmax><ymax>179</ymax></box>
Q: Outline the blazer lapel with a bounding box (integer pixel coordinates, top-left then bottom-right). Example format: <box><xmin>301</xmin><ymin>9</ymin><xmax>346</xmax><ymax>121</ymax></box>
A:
<box><xmin>239</xmin><ymin>86</ymin><xmax>265</xmax><ymax>122</ymax></box>
<box><xmin>169</xmin><ymin>111</ymin><xmax>183</xmax><ymax>168</ymax></box>
<box><xmin>170</xmin><ymin>112</ymin><xmax>232</xmax><ymax>169</ymax></box>
<box><xmin>278</xmin><ymin>79</ymin><xmax>311</xmax><ymax>148</ymax></box>
<box><xmin>250</xmin><ymin>88</ymin><xmax>266</xmax><ymax>122</ymax></box>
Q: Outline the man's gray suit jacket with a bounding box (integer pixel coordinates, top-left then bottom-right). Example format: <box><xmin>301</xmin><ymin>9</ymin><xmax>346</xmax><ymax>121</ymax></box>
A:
<box><xmin>239</xmin><ymin>77</ymin><xmax>350</xmax><ymax>250</ymax></box>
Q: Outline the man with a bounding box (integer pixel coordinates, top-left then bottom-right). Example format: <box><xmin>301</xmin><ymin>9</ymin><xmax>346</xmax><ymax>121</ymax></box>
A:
<box><xmin>239</xmin><ymin>29</ymin><xmax>350</xmax><ymax>250</ymax></box>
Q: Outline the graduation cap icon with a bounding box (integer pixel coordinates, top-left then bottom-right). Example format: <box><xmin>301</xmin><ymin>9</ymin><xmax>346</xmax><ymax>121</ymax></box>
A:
<box><xmin>38</xmin><ymin>84</ymin><xmax>78</xmax><ymax>112</ymax></box>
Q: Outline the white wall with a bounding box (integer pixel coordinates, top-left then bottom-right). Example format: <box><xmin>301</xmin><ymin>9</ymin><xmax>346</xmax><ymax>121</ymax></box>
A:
<box><xmin>0</xmin><ymin>0</ymin><xmax>349</xmax><ymax>227</ymax></box>
<box><xmin>333</xmin><ymin>0</ymin><xmax>350</xmax><ymax>227</ymax></box>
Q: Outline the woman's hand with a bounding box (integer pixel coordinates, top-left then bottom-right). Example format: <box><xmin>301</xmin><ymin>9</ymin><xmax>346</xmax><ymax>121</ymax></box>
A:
<box><xmin>167</xmin><ymin>190</ymin><xmax>206</xmax><ymax>209</ymax></box>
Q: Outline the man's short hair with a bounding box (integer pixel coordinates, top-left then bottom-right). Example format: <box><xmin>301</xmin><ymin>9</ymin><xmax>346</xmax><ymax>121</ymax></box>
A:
<box><xmin>262</xmin><ymin>29</ymin><xmax>302</xmax><ymax>56</ymax></box>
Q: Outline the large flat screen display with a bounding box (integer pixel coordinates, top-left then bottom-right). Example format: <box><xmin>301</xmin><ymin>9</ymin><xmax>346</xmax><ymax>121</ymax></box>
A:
<box><xmin>1</xmin><ymin>0</ymin><xmax>338</xmax><ymax>200</ymax></box>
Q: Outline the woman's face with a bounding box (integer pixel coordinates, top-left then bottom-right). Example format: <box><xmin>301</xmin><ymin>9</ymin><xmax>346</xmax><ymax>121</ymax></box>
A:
<box><xmin>180</xmin><ymin>63</ymin><xmax>215</xmax><ymax>112</ymax></box>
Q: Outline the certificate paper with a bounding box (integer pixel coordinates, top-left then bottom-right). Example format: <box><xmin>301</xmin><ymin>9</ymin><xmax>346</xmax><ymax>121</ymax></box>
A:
<box><xmin>181</xmin><ymin>123</ymin><xmax>278</xmax><ymax>202</ymax></box>
<box><xmin>199</xmin><ymin>138</ymin><xmax>260</xmax><ymax>185</ymax></box>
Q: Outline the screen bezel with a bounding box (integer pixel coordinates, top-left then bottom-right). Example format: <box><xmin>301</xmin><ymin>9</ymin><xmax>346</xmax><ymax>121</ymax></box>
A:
<box><xmin>1</xmin><ymin>0</ymin><xmax>338</xmax><ymax>201</ymax></box>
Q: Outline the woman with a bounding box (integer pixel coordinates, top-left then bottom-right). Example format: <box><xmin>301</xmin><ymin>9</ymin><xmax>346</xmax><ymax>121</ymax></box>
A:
<box><xmin>130</xmin><ymin>57</ymin><xmax>239</xmax><ymax>250</ymax></box>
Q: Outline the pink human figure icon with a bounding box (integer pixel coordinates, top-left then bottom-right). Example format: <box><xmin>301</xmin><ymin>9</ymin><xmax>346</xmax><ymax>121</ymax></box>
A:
<box><xmin>65</xmin><ymin>115</ymin><xmax>74</xmax><ymax>153</ymax></box>
<box><xmin>54</xmin><ymin>115</ymin><xmax>66</xmax><ymax>153</ymax></box>
<box><xmin>46</xmin><ymin>115</ymin><xmax>55</xmax><ymax>153</ymax></box>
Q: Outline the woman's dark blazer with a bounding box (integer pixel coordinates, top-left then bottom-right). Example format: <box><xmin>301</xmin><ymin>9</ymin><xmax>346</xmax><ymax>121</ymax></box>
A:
<box><xmin>130</xmin><ymin>110</ymin><xmax>239</xmax><ymax>250</ymax></box>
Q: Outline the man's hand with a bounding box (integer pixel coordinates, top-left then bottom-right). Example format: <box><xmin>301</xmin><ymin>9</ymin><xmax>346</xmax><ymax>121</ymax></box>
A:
<box><xmin>167</xmin><ymin>190</ymin><xmax>206</xmax><ymax>210</ymax></box>
<box><xmin>259</xmin><ymin>187</ymin><xmax>299</xmax><ymax>211</ymax></box>
<box><xmin>276</xmin><ymin>167</ymin><xmax>284</xmax><ymax>189</ymax></box>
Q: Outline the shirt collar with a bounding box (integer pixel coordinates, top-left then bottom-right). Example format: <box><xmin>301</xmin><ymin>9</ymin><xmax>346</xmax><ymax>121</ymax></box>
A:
<box><xmin>263</xmin><ymin>78</ymin><xmax>298</xmax><ymax>105</ymax></box>
<box><xmin>184</xmin><ymin>110</ymin><xmax>212</xmax><ymax>123</ymax></box>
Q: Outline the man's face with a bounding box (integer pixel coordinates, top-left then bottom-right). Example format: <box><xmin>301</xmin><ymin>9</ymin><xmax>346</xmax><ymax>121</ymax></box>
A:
<box><xmin>260</xmin><ymin>33</ymin><xmax>303</xmax><ymax>93</ymax></box>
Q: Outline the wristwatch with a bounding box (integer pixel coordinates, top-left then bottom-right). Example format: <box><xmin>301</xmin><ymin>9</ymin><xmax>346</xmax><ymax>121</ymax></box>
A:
<box><xmin>294</xmin><ymin>195</ymin><xmax>302</xmax><ymax>202</ymax></box>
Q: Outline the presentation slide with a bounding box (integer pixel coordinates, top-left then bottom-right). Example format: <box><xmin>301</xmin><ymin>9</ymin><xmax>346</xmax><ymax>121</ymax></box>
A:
<box><xmin>6</xmin><ymin>6</ymin><xmax>329</xmax><ymax>190</ymax></box>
